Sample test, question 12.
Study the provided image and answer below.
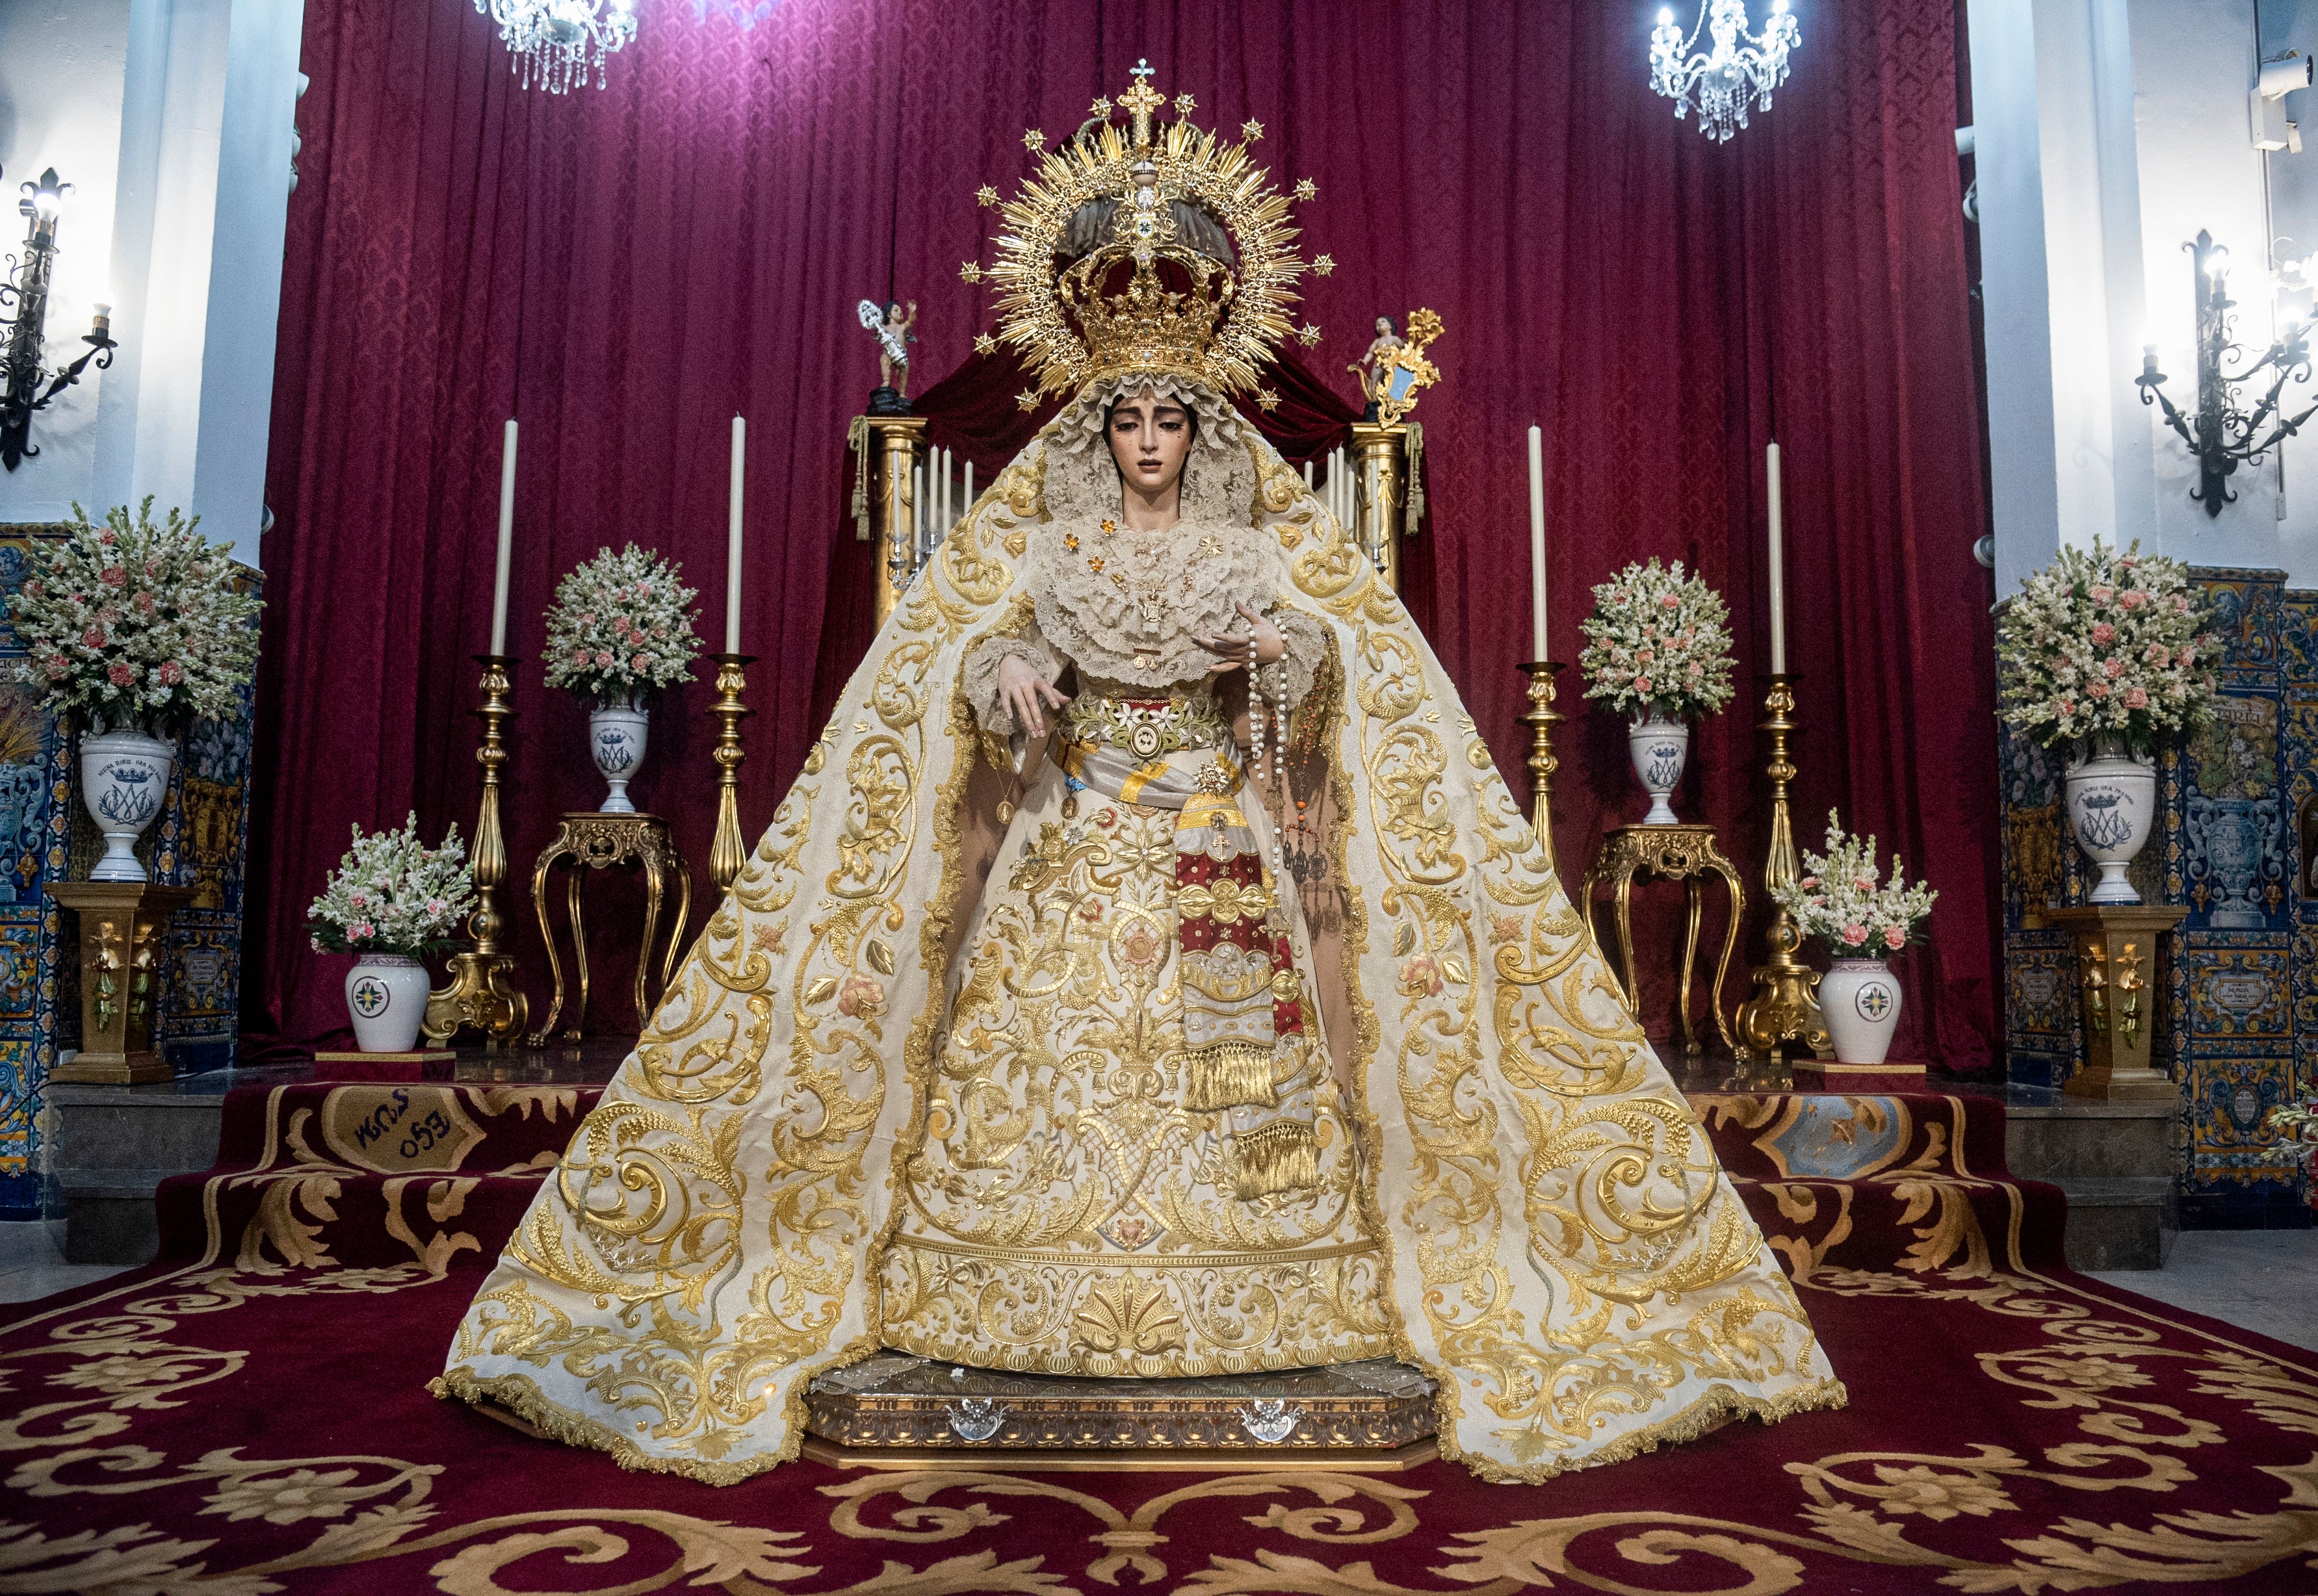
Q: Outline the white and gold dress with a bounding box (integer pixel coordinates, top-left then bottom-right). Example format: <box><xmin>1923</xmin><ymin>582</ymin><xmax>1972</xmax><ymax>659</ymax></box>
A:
<box><xmin>438</xmin><ymin>75</ymin><xmax>1844</xmax><ymax>1483</ymax></box>
<box><xmin>881</xmin><ymin>439</ymin><xmax>1391</xmax><ymax>1377</ymax></box>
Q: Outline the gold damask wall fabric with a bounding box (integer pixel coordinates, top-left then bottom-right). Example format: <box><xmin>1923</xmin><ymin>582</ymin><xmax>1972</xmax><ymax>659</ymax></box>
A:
<box><xmin>437</xmin><ymin>408</ymin><xmax>1845</xmax><ymax>1483</ymax></box>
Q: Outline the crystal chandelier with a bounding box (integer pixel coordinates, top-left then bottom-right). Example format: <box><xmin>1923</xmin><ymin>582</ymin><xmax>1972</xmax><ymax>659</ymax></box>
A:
<box><xmin>1649</xmin><ymin>0</ymin><xmax>1801</xmax><ymax>143</ymax></box>
<box><xmin>475</xmin><ymin>0</ymin><xmax>637</xmax><ymax>94</ymax></box>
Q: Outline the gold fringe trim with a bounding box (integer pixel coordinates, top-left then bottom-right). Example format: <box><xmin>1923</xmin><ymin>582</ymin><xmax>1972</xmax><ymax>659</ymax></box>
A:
<box><xmin>432</xmin><ymin>1365</ymin><xmax>800</xmax><ymax>1487</ymax></box>
<box><xmin>1439</xmin><ymin>1374</ymin><xmax>1852</xmax><ymax>1486</ymax></box>
<box><xmin>1180</xmin><ymin>1040</ymin><xmax>1280</xmax><ymax>1112</ymax></box>
<box><xmin>1228</xmin><ymin>1117</ymin><xmax>1318</xmax><ymax>1198</ymax></box>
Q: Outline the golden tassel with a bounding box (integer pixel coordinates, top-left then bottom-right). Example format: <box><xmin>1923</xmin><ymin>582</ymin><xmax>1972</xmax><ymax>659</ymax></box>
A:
<box><xmin>848</xmin><ymin>415</ymin><xmax>872</xmax><ymax>541</ymax></box>
<box><xmin>1179</xmin><ymin>1040</ymin><xmax>1279</xmax><ymax>1112</ymax></box>
<box><xmin>1228</xmin><ymin>1118</ymin><xmax>1318</xmax><ymax>1199</ymax></box>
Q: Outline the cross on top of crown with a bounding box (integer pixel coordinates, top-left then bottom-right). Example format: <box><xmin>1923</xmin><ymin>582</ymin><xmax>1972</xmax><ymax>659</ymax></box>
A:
<box><xmin>1118</xmin><ymin>59</ymin><xmax>1165</xmax><ymax>146</ymax></box>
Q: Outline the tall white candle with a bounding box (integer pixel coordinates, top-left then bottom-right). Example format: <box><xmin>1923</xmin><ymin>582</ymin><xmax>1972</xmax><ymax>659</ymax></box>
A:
<box><xmin>963</xmin><ymin>458</ymin><xmax>973</xmax><ymax>513</ymax></box>
<box><xmin>1766</xmin><ymin>441</ymin><xmax>1786</xmax><ymax>674</ymax></box>
<box><xmin>489</xmin><ymin>418</ymin><xmax>516</xmax><ymax>656</ymax></box>
<box><xmin>1526</xmin><ymin>424</ymin><xmax>1547</xmax><ymax>661</ymax></box>
<box><xmin>1303</xmin><ymin>459</ymin><xmax>1314</xmax><ymax>491</ymax></box>
<box><xmin>725</xmin><ymin>415</ymin><xmax>746</xmax><ymax>653</ymax></box>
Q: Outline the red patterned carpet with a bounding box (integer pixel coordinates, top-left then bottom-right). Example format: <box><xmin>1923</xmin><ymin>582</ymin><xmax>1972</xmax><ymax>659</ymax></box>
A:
<box><xmin>4</xmin><ymin>1083</ymin><xmax>2314</xmax><ymax>1594</ymax></box>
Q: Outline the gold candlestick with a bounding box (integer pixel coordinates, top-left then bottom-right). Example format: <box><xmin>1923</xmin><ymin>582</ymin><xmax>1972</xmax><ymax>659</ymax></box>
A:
<box><xmin>423</xmin><ymin>654</ymin><xmax>530</xmax><ymax>1046</ymax></box>
<box><xmin>1734</xmin><ymin>673</ymin><xmax>1829</xmax><ymax>1064</ymax></box>
<box><xmin>707</xmin><ymin>652</ymin><xmax>754</xmax><ymax>894</ymax></box>
<box><xmin>1518</xmin><ymin>661</ymin><xmax>1567</xmax><ymax>877</ymax></box>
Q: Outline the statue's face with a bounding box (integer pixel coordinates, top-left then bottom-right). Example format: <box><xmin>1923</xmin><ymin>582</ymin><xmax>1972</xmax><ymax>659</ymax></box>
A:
<box><xmin>1375</xmin><ymin>316</ymin><xmax>1392</xmax><ymax>336</ymax></box>
<box><xmin>1108</xmin><ymin>389</ymin><xmax>1192</xmax><ymax>498</ymax></box>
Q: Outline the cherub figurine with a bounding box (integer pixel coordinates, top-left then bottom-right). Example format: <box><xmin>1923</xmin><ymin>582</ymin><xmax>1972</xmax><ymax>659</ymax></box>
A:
<box><xmin>857</xmin><ymin>298</ymin><xmax>918</xmax><ymax>411</ymax></box>
<box><xmin>1347</xmin><ymin>315</ymin><xmax>1405</xmax><ymax>415</ymax></box>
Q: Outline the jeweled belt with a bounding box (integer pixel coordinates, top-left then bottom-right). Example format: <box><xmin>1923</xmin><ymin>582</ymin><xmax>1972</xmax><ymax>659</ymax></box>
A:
<box><xmin>1060</xmin><ymin>695</ymin><xmax>1232</xmax><ymax>760</ymax></box>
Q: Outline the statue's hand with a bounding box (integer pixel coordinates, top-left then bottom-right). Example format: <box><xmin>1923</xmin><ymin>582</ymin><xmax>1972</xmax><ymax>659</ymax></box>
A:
<box><xmin>1195</xmin><ymin>601</ymin><xmax>1284</xmax><ymax>675</ymax></box>
<box><xmin>998</xmin><ymin>654</ymin><xmax>1069</xmax><ymax>736</ymax></box>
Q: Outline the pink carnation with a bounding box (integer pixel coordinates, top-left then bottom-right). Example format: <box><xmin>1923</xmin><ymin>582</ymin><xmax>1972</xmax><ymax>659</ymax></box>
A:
<box><xmin>2125</xmin><ymin>686</ymin><xmax>2149</xmax><ymax>709</ymax></box>
<box><xmin>1636</xmin><ymin>647</ymin><xmax>1656</xmax><ymax>665</ymax></box>
<box><xmin>631</xmin><ymin>654</ymin><xmax>649</xmax><ymax>671</ymax></box>
<box><xmin>2090</xmin><ymin>584</ymin><xmax>2115</xmax><ymax>604</ymax></box>
<box><xmin>1884</xmin><ymin>925</ymin><xmax>1907</xmax><ymax>950</ymax></box>
<box><xmin>2120</xmin><ymin>589</ymin><xmax>2147</xmax><ymax>610</ymax></box>
<box><xmin>593</xmin><ymin>651</ymin><xmax>613</xmax><ymax>668</ymax></box>
<box><xmin>98</xmin><ymin>565</ymin><xmax>127</xmax><ymax>589</ymax></box>
<box><xmin>41</xmin><ymin>654</ymin><xmax>66</xmax><ymax>680</ymax></box>
<box><xmin>155</xmin><ymin>660</ymin><xmax>183</xmax><ymax>686</ymax></box>
<box><xmin>1658</xmin><ymin>593</ymin><xmax>1680</xmax><ymax>610</ymax></box>
<box><xmin>106</xmin><ymin>663</ymin><xmax>137</xmax><ymax>688</ymax></box>
<box><xmin>1633</xmin><ymin>675</ymin><xmax>1652</xmax><ymax>695</ymax></box>
<box><xmin>349</xmin><ymin>921</ymin><xmax>375</xmax><ymax>941</ymax></box>
<box><xmin>2058</xmin><ymin>697</ymin><xmax>2076</xmax><ymax>715</ymax></box>
<box><xmin>2177</xmin><ymin>647</ymin><xmax>2195</xmax><ymax>667</ymax></box>
<box><xmin>97</xmin><ymin>529</ymin><xmax>117</xmax><ymax>547</ymax></box>
<box><xmin>2171</xmin><ymin>593</ymin><xmax>2190</xmax><ymax>613</ymax></box>
<box><xmin>2091</xmin><ymin>621</ymin><xmax>2115</xmax><ymax>645</ymax></box>
<box><xmin>2143</xmin><ymin>643</ymin><xmax>2168</xmax><ymax>664</ymax></box>
<box><xmin>1842</xmin><ymin>923</ymin><xmax>1869</xmax><ymax>946</ymax></box>
<box><xmin>2103</xmin><ymin>658</ymin><xmax>2124</xmax><ymax>678</ymax></box>
<box><xmin>80</xmin><ymin>628</ymin><xmax>105</xmax><ymax>650</ymax></box>
<box><xmin>2089</xmin><ymin>680</ymin><xmax>2111</xmax><ymax>699</ymax></box>
<box><xmin>133</xmin><ymin>591</ymin><xmax>154</xmax><ymax>615</ymax></box>
<box><xmin>572</xmin><ymin>648</ymin><xmax>591</xmax><ymax>665</ymax></box>
<box><xmin>626</xmin><ymin>629</ymin><xmax>646</xmax><ymax>648</ymax></box>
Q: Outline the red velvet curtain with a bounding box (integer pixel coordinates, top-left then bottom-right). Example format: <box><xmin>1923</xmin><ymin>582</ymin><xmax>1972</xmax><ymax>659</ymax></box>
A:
<box><xmin>255</xmin><ymin>0</ymin><xmax>1996</xmax><ymax>1067</ymax></box>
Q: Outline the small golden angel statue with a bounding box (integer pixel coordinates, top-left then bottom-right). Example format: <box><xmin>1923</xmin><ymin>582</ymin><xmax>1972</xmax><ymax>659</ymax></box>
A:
<box><xmin>1348</xmin><ymin>308</ymin><xmax>1444</xmax><ymax>426</ymax></box>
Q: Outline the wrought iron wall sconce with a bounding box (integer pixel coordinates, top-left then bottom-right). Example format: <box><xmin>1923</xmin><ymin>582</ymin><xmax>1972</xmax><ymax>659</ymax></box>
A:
<box><xmin>2136</xmin><ymin>229</ymin><xmax>2318</xmax><ymax>517</ymax></box>
<box><xmin>0</xmin><ymin>167</ymin><xmax>118</xmax><ymax>472</ymax></box>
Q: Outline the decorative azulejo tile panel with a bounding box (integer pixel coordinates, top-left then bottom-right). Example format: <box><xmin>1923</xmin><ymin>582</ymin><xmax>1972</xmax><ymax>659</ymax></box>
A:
<box><xmin>0</xmin><ymin>524</ymin><xmax>259</xmax><ymax>1218</ymax></box>
<box><xmin>2002</xmin><ymin>566</ymin><xmax>2318</xmax><ymax>1215</ymax></box>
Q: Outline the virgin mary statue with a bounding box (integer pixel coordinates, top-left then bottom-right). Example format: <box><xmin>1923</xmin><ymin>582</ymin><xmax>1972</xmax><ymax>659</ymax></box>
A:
<box><xmin>438</xmin><ymin>75</ymin><xmax>1845</xmax><ymax>1484</ymax></box>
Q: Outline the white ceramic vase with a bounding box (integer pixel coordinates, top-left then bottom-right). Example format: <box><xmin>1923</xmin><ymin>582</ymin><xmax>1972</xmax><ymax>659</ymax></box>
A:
<box><xmin>1627</xmin><ymin>714</ymin><xmax>1689</xmax><ymax>826</ymax></box>
<box><xmin>80</xmin><ymin>725</ymin><xmax>176</xmax><ymax>882</ymax></box>
<box><xmin>1820</xmin><ymin>957</ymin><xmax>1903</xmax><ymax>1066</ymax></box>
<box><xmin>590</xmin><ymin>699</ymin><xmax>650</xmax><ymax>814</ymax></box>
<box><xmin>2064</xmin><ymin>736</ymin><xmax>2157</xmax><ymax>905</ymax></box>
<box><xmin>343</xmin><ymin>953</ymin><xmax>430</xmax><ymax>1053</ymax></box>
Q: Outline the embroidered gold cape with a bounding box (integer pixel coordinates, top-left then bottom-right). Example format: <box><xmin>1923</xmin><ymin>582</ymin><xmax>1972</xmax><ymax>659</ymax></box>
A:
<box><xmin>437</xmin><ymin>415</ymin><xmax>1846</xmax><ymax>1484</ymax></box>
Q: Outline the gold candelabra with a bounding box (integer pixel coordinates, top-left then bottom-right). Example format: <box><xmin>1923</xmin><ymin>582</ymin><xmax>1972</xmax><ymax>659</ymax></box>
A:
<box><xmin>423</xmin><ymin>654</ymin><xmax>530</xmax><ymax>1046</ymax></box>
<box><xmin>707</xmin><ymin>652</ymin><xmax>754</xmax><ymax>894</ymax></box>
<box><xmin>1734</xmin><ymin>673</ymin><xmax>1829</xmax><ymax>1063</ymax></box>
<box><xmin>1518</xmin><ymin>661</ymin><xmax>1567</xmax><ymax>877</ymax></box>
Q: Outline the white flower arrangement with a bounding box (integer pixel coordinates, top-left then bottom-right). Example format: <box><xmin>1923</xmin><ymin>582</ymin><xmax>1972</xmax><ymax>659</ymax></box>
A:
<box><xmin>2268</xmin><ymin>1099</ymin><xmax>2318</xmax><ymax>1203</ymax></box>
<box><xmin>1996</xmin><ymin>538</ymin><xmax>2219</xmax><ymax>751</ymax></box>
<box><xmin>1576</xmin><ymin>558</ymin><xmax>1738</xmax><ymax>721</ymax></box>
<box><xmin>541</xmin><ymin>545</ymin><xmax>702</xmax><ymax>703</ymax></box>
<box><xmin>6</xmin><ymin>497</ymin><xmax>261</xmax><ymax>730</ymax></box>
<box><xmin>1772</xmin><ymin>811</ymin><xmax>1939</xmax><ymax>957</ymax></box>
<box><xmin>307</xmin><ymin>813</ymin><xmax>476</xmax><ymax>959</ymax></box>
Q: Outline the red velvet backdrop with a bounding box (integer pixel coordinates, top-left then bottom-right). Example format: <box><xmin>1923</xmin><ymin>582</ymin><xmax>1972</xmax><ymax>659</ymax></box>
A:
<box><xmin>255</xmin><ymin>0</ymin><xmax>1998</xmax><ymax>1066</ymax></box>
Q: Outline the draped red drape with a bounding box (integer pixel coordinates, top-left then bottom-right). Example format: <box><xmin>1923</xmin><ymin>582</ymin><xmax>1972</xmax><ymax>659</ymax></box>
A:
<box><xmin>255</xmin><ymin>0</ymin><xmax>1997</xmax><ymax>1067</ymax></box>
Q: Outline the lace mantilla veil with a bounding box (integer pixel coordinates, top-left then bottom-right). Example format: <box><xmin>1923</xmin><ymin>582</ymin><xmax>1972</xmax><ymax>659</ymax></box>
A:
<box><xmin>435</xmin><ymin>73</ymin><xmax>1845</xmax><ymax>1486</ymax></box>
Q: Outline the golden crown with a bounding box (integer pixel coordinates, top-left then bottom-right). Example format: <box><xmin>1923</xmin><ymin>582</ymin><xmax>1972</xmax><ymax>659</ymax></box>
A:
<box><xmin>965</xmin><ymin>62</ymin><xmax>1322</xmax><ymax>406</ymax></box>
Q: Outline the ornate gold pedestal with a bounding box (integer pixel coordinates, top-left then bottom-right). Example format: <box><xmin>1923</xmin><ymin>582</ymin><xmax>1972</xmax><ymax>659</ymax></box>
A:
<box><xmin>1349</xmin><ymin>422</ymin><xmax>1413</xmax><ymax>591</ymax></box>
<box><xmin>1579</xmin><ymin>825</ymin><xmax>1745</xmax><ymax>1058</ymax></box>
<box><xmin>527</xmin><ymin>812</ymin><xmax>692</xmax><ymax>1045</ymax></box>
<box><xmin>857</xmin><ymin>415</ymin><xmax>928</xmax><ymax>628</ymax></box>
<box><xmin>800</xmin><ymin>1353</ymin><xmax>1438</xmax><ymax>1474</ymax></box>
<box><xmin>1734</xmin><ymin>674</ymin><xmax>1831</xmax><ymax>1064</ymax></box>
<box><xmin>47</xmin><ymin>882</ymin><xmax>193</xmax><ymax>1084</ymax></box>
<box><xmin>2046</xmin><ymin>905</ymin><xmax>2188</xmax><ymax>1102</ymax></box>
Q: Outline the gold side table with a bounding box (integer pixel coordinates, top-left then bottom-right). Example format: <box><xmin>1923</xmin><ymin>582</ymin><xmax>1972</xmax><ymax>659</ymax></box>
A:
<box><xmin>2044</xmin><ymin>905</ymin><xmax>2189</xmax><ymax>1102</ymax></box>
<box><xmin>47</xmin><ymin>882</ymin><xmax>194</xmax><ymax>1084</ymax></box>
<box><xmin>1579</xmin><ymin>824</ymin><xmax>1746</xmax><ymax>1059</ymax></box>
<box><xmin>528</xmin><ymin>812</ymin><xmax>692</xmax><ymax>1045</ymax></box>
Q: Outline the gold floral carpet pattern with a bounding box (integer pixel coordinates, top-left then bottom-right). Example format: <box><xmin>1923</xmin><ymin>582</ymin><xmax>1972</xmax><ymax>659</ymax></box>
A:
<box><xmin>3</xmin><ymin>1082</ymin><xmax>2313</xmax><ymax>1595</ymax></box>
